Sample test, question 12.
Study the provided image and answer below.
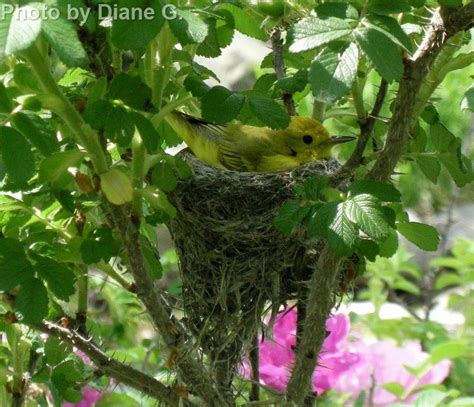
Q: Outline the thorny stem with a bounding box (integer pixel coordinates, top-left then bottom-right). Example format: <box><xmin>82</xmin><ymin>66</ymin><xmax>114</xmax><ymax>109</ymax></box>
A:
<box><xmin>31</xmin><ymin>321</ymin><xmax>181</xmax><ymax>406</ymax></box>
<box><xmin>286</xmin><ymin>5</ymin><xmax>474</xmax><ymax>405</ymax></box>
<box><xmin>271</xmin><ymin>29</ymin><xmax>296</xmax><ymax>116</ymax></box>
<box><xmin>249</xmin><ymin>333</ymin><xmax>260</xmax><ymax>402</ymax></box>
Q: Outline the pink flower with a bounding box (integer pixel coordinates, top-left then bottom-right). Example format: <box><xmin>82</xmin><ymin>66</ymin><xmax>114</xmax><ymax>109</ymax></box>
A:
<box><xmin>62</xmin><ymin>386</ymin><xmax>104</xmax><ymax>407</ymax></box>
<box><xmin>243</xmin><ymin>309</ymin><xmax>451</xmax><ymax>405</ymax></box>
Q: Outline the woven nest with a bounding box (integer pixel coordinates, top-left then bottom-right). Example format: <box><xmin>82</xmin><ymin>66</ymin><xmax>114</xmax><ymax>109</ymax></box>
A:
<box><xmin>167</xmin><ymin>151</ymin><xmax>341</xmax><ymax>381</ymax></box>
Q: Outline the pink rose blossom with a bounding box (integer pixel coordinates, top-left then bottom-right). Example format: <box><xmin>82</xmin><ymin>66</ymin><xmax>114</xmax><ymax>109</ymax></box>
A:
<box><xmin>243</xmin><ymin>309</ymin><xmax>451</xmax><ymax>405</ymax></box>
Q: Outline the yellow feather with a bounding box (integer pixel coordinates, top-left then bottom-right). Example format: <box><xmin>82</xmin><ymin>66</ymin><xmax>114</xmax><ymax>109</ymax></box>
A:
<box><xmin>165</xmin><ymin>112</ymin><xmax>353</xmax><ymax>172</ymax></box>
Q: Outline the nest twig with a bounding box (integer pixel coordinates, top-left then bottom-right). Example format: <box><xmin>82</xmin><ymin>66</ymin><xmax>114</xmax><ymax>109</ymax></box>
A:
<box><xmin>167</xmin><ymin>151</ymin><xmax>341</xmax><ymax>388</ymax></box>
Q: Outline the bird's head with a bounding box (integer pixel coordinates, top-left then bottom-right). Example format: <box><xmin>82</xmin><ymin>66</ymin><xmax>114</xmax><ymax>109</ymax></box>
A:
<box><xmin>283</xmin><ymin>116</ymin><xmax>354</xmax><ymax>162</ymax></box>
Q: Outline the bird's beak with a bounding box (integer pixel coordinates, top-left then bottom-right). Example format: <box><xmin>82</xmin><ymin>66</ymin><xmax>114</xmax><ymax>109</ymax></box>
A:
<box><xmin>320</xmin><ymin>136</ymin><xmax>356</xmax><ymax>146</ymax></box>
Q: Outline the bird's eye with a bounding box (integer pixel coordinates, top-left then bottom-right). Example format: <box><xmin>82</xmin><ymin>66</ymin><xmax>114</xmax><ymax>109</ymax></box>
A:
<box><xmin>303</xmin><ymin>135</ymin><xmax>313</xmax><ymax>145</ymax></box>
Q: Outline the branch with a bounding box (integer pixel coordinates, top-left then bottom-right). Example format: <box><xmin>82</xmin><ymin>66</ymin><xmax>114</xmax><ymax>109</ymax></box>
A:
<box><xmin>108</xmin><ymin>206</ymin><xmax>227</xmax><ymax>406</ymax></box>
<box><xmin>30</xmin><ymin>321</ymin><xmax>180</xmax><ymax>406</ymax></box>
<box><xmin>286</xmin><ymin>247</ymin><xmax>341</xmax><ymax>403</ymax></box>
<box><xmin>368</xmin><ymin>4</ymin><xmax>474</xmax><ymax>181</ymax></box>
<box><xmin>341</xmin><ymin>78</ymin><xmax>388</xmax><ymax>175</ymax></box>
<box><xmin>286</xmin><ymin>5</ymin><xmax>474</xmax><ymax>404</ymax></box>
<box><xmin>271</xmin><ymin>29</ymin><xmax>296</xmax><ymax>116</ymax></box>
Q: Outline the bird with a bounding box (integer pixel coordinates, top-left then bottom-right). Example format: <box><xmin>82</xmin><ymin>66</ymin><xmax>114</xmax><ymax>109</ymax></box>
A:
<box><xmin>165</xmin><ymin>112</ymin><xmax>354</xmax><ymax>172</ymax></box>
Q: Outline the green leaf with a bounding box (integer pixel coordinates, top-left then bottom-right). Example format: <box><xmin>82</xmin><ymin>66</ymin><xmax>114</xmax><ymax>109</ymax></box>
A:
<box><xmin>247</xmin><ymin>93</ymin><xmax>291</xmax><ymax>129</ymax></box>
<box><xmin>0</xmin><ymin>126</ymin><xmax>35</xmax><ymax>184</ymax></box>
<box><xmin>363</xmin><ymin>14</ymin><xmax>413</xmax><ymax>52</ymax></box>
<box><xmin>16</xmin><ymin>278</ymin><xmax>49</xmax><ymax>324</ymax></box>
<box><xmin>378</xmin><ymin>230</ymin><xmax>399</xmax><ymax>258</ymax></box>
<box><xmin>315</xmin><ymin>3</ymin><xmax>359</xmax><ymax>19</ymax></box>
<box><xmin>184</xmin><ymin>75</ymin><xmax>211</xmax><ymax>98</ymax></box>
<box><xmin>449</xmin><ymin>398</ymin><xmax>474</xmax><ymax>406</ymax></box>
<box><xmin>108</xmin><ymin>73</ymin><xmax>152</xmax><ymax>110</ymax></box>
<box><xmin>354</xmin><ymin>27</ymin><xmax>404</xmax><ymax>82</ymax></box>
<box><xmin>290</xmin><ymin>16</ymin><xmax>354</xmax><ymax>53</ymax></box>
<box><xmin>132</xmin><ymin>112</ymin><xmax>160</xmax><ymax>153</ymax></box>
<box><xmin>45</xmin><ymin>336</ymin><xmax>72</xmax><ymax>366</ymax></box>
<box><xmin>11</xmin><ymin>112</ymin><xmax>59</xmax><ymax>156</ymax></box>
<box><xmin>397</xmin><ymin>222</ymin><xmax>439</xmax><ymax>251</ymax></box>
<box><xmin>100</xmin><ymin>169</ymin><xmax>133</xmax><ymax>205</ymax></box>
<box><xmin>345</xmin><ymin>194</ymin><xmax>391</xmax><ymax>241</ymax></box>
<box><xmin>218</xmin><ymin>3</ymin><xmax>266</xmax><ymax>40</ymax></box>
<box><xmin>39</xmin><ymin>150</ymin><xmax>86</xmax><ymax>187</ymax></box>
<box><xmin>414</xmin><ymin>389</ymin><xmax>449</xmax><ymax>407</ymax></box>
<box><xmin>416</xmin><ymin>155</ymin><xmax>441</xmax><ymax>183</ymax></box>
<box><xmin>0</xmin><ymin>5</ymin><xmax>42</xmax><ymax>56</ymax></box>
<box><xmin>42</xmin><ymin>15</ymin><xmax>87</xmax><ymax>67</ymax></box>
<box><xmin>142</xmin><ymin>187</ymin><xmax>176</xmax><ymax>218</ymax></box>
<box><xmin>295</xmin><ymin>176</ymin><xmax>329</xmax><ymax>200</ymax></box>
<box><xmin>310</xmin><ymin>42</ymin><xmax>359</xmax><ymax>104</ymax></box>
<box><xmin>111</xmin><ymin>0</ymin><xmax>165</xmax><ymax>50</ymax></box>
<box><xmin>96</xmin><ymin>393</ymin><xmax>141</xmax><ymax>407</ymax></box>
<box><xmin>430</xmin><ymin>341</ymin><xmax>469</xmax><ymax>364</ymax></box>
<box><xmin>0</xmin><ymin>82</ymin><xmax>13</xmax><ymax>113</ymax></box>
<box><xmin>276</xmin><ymin>70</ymin><xmax>308</xmax><ymax>94</ymax></box>
<box><xmin>80</xmin><ymin>228</ymin><xmax>121</xmax><ymax>265</ymax></box>
<box><xmin>461</xmin><ymin>87</ymin><xmax>474</xmax><ymax>111</ymax></box>
<box><xmin>309</xmin><ymin>201</ymin><xmax>358</xmax><ymax>256</ymax></box>
<box><xmin>201</xmin><ymin>86</ymin><xmax>245</xmax><ymax>124</ymax></box>
<box><xmin>367</xmin><ymin>0</ymin><xmax>411</xmax><ymax>15</ymax></box>
<box><xmin>435</xmin><ymin>272</ymin><xmax>462</xmax><ymax>290</ymax></box>
<box><xmin>0</xmin><ymin>238</ymin><xmax>35</xmax><ymax>291</ymax></box>
<box><xmin>274</xmin><ymin>200</ymin><xmax>311</xmax><ymax>236</ymax></box>
<box><xmin>349</xmin><ymin>180</ymin><xmax>401</xmax><ymax>202</ymax></box>
<box><xmin>170</xmin><ymin>8</ymin><xmax>208</xmax><ymax>45</ymax></box>
<box><xmin>439</xmin><ymin>153</ymin><xmax>473</xmax><ymax>188</ymax></box>
<box><xmin>382</xmin><ymin>382</ymin><xmax>404</xmax><ymax>397</ymax></box>
<box><xmin>430</xmin><ymin>122</ymin><xmax>455</xmax><ymax>152</ymax></box>
<box><xmin>35</xmin><ymin>257</ymin><xmax>76</xmax><ymax>302</ymax></box>
<box><xmin>152</xmin><ymin>162</ymin><xmax>177</xmax><ymax>192</ymax></box>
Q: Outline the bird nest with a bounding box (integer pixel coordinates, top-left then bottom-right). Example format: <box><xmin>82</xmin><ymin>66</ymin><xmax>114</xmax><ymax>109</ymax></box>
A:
<box><xmin>167</xmin><ymin>151</ymin><xmax>341</xmax><ymax>381</ymax></box>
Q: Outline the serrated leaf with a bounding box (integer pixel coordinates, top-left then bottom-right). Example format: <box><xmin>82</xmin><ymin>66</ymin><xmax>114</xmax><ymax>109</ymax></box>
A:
<box><xmin>363</xmin><ymin>14</ymin><xmax>413</xmax><ymax>52</ymax></box>
<box><xmin>349</xmin><ymin>180</ymin><xmax>401</xmax><ymax>202</ymax></box>
<box><xmin>170</xmin><ymin>9</ymin><xmax>208</xmax><ymax>45</ymax></box>
<box><xmin>439</xmin><ymin>153</ymin><xmax>473</xmax><ymax>187</ymax></box>
<box><xmin>108</xmin><ymin>73</ymin><xmax>152</xmax><ymax>111</ymax></box>
<box><xmin>435</xmin><ymin>273</ymin><xmax>462</xmax><ymax>290</ymax></box>
<box><xmin>0</xmin><ymin>126</ymin><xmax>36</xmax><ymax>184</ymax></box>
<box><xmin>11</xmin><ymin>112</ymin><xmax>59</xmax><ymax>156</ymax></box>
<box><xmin>315</xmin><ymin>3</ymin><xmax>359</xmax><ymax>19</ymax></box>
<box><xmin>430</xmin><ymin>122</ymin><xmax>455</xmax><ymax>152</ymax></box>
<box><xmin>35</xmin><ymin>257</ymin><xmax>75</xmax><ymax>301</ymax></box>
<box><xmin>16</xmin><ymin>278</ymin><xmax>49</xmax><ymax>324</ymax></box>
<box><xmin>142</xmin><ymin>187</ymin><xmax>176</xmax><ymax>218</ymax></box>
<box><xmin>184</xmin><ymin>75</ymin><xmax>211</xmax><ymax>98</ymax></box>
<box><xmin>429</xmin><ymin>341</ymin><xmax>469</xmax><ymax>364</ymax></box>
<box><xmin>276</xmin><ymin>70</ymin><xmax>308</xmax><ymax>94</ymax></box>
<box><xmin>39</xmin><ymin>150</ymin><xmax>86</xmax><ymax>186</ymax></box>
<box><xmin>345</xmin><ymin>194</ymin><xmax>391</xmax><ymax>240</ymax></box>
<box><xmin>45</xmin><ymin>336</ymin><xmax>72</xmax><ymax>366</ymax></box>
<box><xmin>309</xmin><ymin>201</ymin><xmax>358</xmax><ymax>255</ymax></box>
<box><xmin>218</xmin><ymin>3</ymin><xmax>266</xmax><ymax>40</ymax></box>
<box><xmin>290</xmin><ymin>16</ymin><xmax>354</xmax><ymax>53</ymax></box>
<box><xmin>310</xmin><ymin>42</ymin><xmax>359</xmax><ymax>103</ymax></box>
<box><xmin>100</xmin><ymin>169</ymin><xmax>133</xmax><ymax>205</ymax></box>
<box><xmin>42</xmin><ymin>15</ymin><xmax>87</xmax><ymax>67</ymax></box>
<box><xmin>111</xmin><ymin>0</ymin><xmax>165</xmax><ymax>50</ymax></box>
<box><xmin>416</xmin><ymin>155</ymin><xmax>441</xmax><ymax>183</ymax></box>
<box><xmin>0</xmin><ymin>5</ymin><xmax>42</xmax><ymax>56</ymax></box>
<box><xmin>397</xmin><ymin>222</ymin><xmax>439</xmax><ymax>251</ymax></box>
<box><xmin>354</xmin><ymin>27</ymin><xmax>404</xmax><ymax>82</ymax></box>
<box><xmin>0</xmin><ymin>238</ymin><xmax>35</xmax><ymax>291</ymax></box>
<box><xmin>274</xmin><ymin>200</ymin><xmax>310</xmax><ymax>235</ymax></box>
<box><xmin>296</xmin><ymin>176</ymin><xmax>329</xmax><ymax>200</ymax></box>
<box><xmin>201</xmin><ymin>86</ymin><xmax>245</xmax><ymax>124</ymax></box>
<box><xmin>247</xmin><ymin>93</ymin><xmax>291</xmax><ymax>129</ymax></box>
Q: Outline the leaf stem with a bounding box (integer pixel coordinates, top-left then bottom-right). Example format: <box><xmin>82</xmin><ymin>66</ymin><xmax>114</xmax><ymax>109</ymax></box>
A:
<box><xmin>132</xmin><ymin>132</ymin><xmax>146</xmax><ymax>217</ymax></box>
<box><xmin>21</xmin><ymin>44</ymin><xmax>108</xmax><ymax>174</ymax></box>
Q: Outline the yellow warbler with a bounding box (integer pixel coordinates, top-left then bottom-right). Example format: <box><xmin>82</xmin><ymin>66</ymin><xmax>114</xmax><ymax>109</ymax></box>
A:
<box><xmin>166</xmin><ymin>112</ymin><xmax>354</xmax><ymax>172</ymax></box>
